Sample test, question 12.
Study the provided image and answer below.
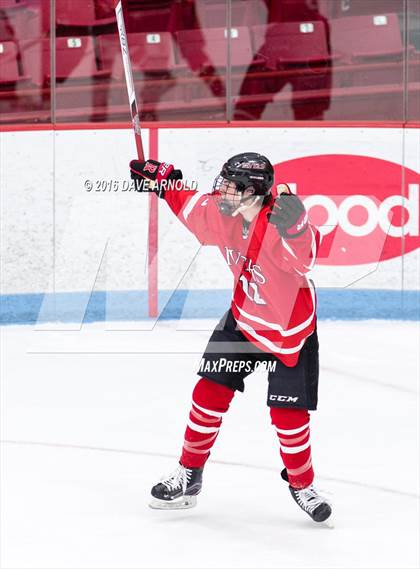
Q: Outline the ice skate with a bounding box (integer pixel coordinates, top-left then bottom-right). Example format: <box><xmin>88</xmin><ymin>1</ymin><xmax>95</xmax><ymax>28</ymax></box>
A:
<box><xmin>281</xmin><ymin>468</ymin><xmax>332</xmax><ymax>525</ymax></box>
<box><xmin>149</xmin><ymin>463</ymin><xmax>203</xmax><ymax>510</ymax></box>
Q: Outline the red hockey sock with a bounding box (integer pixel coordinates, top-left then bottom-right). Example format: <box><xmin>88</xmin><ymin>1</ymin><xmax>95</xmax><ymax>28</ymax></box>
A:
<box><xmin>180</xmin><ymin>378</ymin><xmax>235</xmax><ymax>469</ymax></box>
<box><xmin>270</xmin><ymin>407</ymin><xmax>314</xmax><ymax>489</ymax></box>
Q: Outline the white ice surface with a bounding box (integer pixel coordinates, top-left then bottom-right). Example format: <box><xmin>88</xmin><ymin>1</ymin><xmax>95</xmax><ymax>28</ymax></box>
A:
<box><xmin>1</xmin><ymin>320</ymin><xmax>419</xmax><ymax>569</ymax></box>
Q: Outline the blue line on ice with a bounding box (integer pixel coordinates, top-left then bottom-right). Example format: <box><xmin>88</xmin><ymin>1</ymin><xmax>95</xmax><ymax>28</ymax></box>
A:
<box><xmin>1</xmin><ymin>288</ymin><xmax>419</xmax><ymax>324</ymax></box>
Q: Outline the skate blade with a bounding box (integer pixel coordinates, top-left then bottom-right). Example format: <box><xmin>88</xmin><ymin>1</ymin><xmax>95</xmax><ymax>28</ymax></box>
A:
<box><xmin>323</xmin><ymin>515</ymin><xmax>334</xmax><ymax>529</ymax></box>
<box><xmin>149</xmin><ymin>495</ymin><xmax>197</xmax><ymax>510</ymax></box>
<box><xmin>315</xmin><ymin>513</ymin><xmax>334</xmax><ymax>529</ymax></box>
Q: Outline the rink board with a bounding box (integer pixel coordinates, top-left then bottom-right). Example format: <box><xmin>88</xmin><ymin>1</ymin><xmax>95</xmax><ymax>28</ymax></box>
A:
<box><xmin>0</xmin><ymin>125</ymin><xmax>419</xmax><ymax>324</ymax></box>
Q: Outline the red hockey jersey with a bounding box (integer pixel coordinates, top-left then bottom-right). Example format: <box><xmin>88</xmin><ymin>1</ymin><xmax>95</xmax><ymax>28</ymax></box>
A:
<box><xmin>163</xmin><ymin>187</ymin><xmax>320</xmax><ymax>367</ymax></box>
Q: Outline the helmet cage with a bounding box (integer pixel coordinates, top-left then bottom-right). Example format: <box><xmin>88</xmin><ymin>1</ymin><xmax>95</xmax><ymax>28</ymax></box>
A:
<box><xmin>212</xmin><ymin>175</ymin><xmax>247</xmax><ymax>216</ymax></box>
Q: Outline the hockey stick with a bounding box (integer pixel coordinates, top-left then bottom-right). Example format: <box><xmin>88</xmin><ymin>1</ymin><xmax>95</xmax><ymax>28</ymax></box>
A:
<box><xmin>115</xmin><ymin>1</ymin><xmax>158</xmax><ymax>317</ymax></box>
<box><xmin>115</xmin><ymin>1</ymin><xmax>145</xmax><ymax>159</ymax></box>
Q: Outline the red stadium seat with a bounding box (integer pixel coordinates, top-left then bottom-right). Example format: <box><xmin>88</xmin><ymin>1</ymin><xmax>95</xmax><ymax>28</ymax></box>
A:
<box><xmin>55</xmin><ymin>36</ymin><xmax>109</xmax><ymax>81</ymax></box>
<box><xmin>55</xmin><ymin>0</ymin><xmax>115</xmax><ymax>27</ymax></box>
<box><xmin>331</xmin><ymin>13</ymin><xmax>404</xmax><ymax>62</ymax></box>
<box><xmin>20</xmin><ymin>36</ymin><xmax>109</xmax><ymax>86</ymax></box>
<box><xmin>252</xmin><ymin>21</ymin><xmax>332</xmax><ymax>70</ymax></box>
<box><xmin>335</xmin><ymin>0</ymin><xmax>403</xmax><ymax>18</ymax></box>
<box><xmin>177</xmin><ymin>27</ymin><xmax>257</xmax><ymax>70</ymax></box>
<box><xmin>0</xmin><ymin>40</ymin><xmax>20</xmax><ymax>83</ymax></box>
<box><xmin>0</xmin><ymin>1</ymin><xmax>44</xmax><ymax>41</ymax></box>
<box><xmin>95</xmin><ymin>0</ymin><xmax>117</xmax><ymax>20</ymax></box>
<box><xmin>194</xmin><ymin>0</ymin><xmax>267</xmax><ymax>28</ymax></box>
<box><xmin>56</xmin><ymin>0</ymin><xmax>95</xmax><ymax>26</ymax></box>
<box><xmin>98</xmin><ymin>32</ymin><xmax>176</xmax><ymax>77</ymax></box>
<box><xmin>126</xmin><ymin>5</ymin><xmax>171</xmax><ymax>33</ymax></box>
<box><xmin>268</xmin><ymin>0</ymin><xmax>331</xmax><ymax>23</ymax></box>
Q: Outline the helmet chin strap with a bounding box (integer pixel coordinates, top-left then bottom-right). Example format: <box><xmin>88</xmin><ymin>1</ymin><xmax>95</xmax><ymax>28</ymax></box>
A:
<box><xmin>231</xmin><ymin>195</ymin><xmax>260</xmax><ymax>218</ymax></box>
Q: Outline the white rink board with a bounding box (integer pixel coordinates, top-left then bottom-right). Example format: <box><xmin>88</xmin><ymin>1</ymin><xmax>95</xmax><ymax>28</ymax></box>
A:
<box><xmin>0</xmin><ymin>126</ymin><xmax>418</xmax><ymax>296</ymax></box>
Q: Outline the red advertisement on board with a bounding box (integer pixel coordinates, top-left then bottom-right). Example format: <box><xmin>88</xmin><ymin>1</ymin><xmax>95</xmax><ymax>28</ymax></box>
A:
<box><xmin>275</xmin><ymin>155</ymin><xmax>420</xmax><ymax>265</ymax></box>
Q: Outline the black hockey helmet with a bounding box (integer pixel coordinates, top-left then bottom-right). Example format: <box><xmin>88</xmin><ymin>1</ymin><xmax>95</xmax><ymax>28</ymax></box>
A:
<box><xmin>219</xmin><ymin>152</ymin><xmax>274</xmax><ymax>196</ymax></box>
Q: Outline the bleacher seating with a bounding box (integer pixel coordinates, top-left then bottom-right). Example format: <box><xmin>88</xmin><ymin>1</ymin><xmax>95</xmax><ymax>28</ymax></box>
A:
<box><xmin>1</xmin><ymin>0</ymin><xmax>419</xmax><ymax>124</ymax></box>
<box><xmin>20</xmin><ymin>36</ymin><xmax>109</xmax><ymax>86</ymax></box>
<box><xmin>0</xmin><ymin>40</ymin><xmax>21</xmax><ymax>84</ymax></box>
<box><xmin>125</xmin><ymin>9</ymin><xmax>171</xmax><ymax>33</ymax></box>
<box><xmin>334</xmin><ymin>0</ymin><xmax>403</xmax><ymax>19</ymax></box>
<box><xmin>177</xmin><ymin>26</ymin><xmax>260</xmax><ymax>70</ymax></box>
<box><xmin>98</xmin><ymin>32</ymin><xmax>176</xmax><ymax>77</ymax></box>
<box><xmin>125</xmin><ymin>1</ymin><xmax>172</xmax><ymax>33</ymax></box>
<box><xmin>252</xmin><ymin>21</ymin><xmax>332</xmax><ymax>70</ymax></box>
<box><xmin>94</xmin><ymin>0</ymin><xmax>116</xmax><ymax>20</ymax></box>
<box><xmin>194</xmin><ymin>0</ymin><xmax>266</xmax><ymax>28</ymax></box>
<box><xmin>0</xmin><ymin>1</ymin><xmax>44</xmax><ymax>41</ymax></box>
<box><xmin>56</xmin><ymin>36</ymin><xmax>109</xmax><ymax>81</ymax></box>
<box><xmin>55</xmin><ymin>0</ymin><xmax>115</xmax><ymax>28</ymax></box>
<box><xmin>268</xmin><ymin>0</ymin><xmax>331</xmax><ymax>22</ymax></box>
<box><xmin>331</xmin><ymin>13</ymin><xmax>404</xmax><ymax>63</ymax></box>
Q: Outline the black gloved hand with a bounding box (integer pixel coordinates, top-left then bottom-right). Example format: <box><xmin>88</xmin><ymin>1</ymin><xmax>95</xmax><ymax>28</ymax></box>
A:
<box><xmin>268</xmin><ymin>184</ymin><xmax>308</xmax><ymax>239</ymax></box>
<box><xmin>129</xmin><ymin>159</ymin><xmax>183</xmax><ymax>198</ymax></box>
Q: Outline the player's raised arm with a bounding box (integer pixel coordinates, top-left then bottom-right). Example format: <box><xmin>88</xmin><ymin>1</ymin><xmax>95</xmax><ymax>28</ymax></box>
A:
<box><xmin>267</xmin><ymin>184</ymin><xmax>320</xmax><ymax>276</ymax></box>
<box><xmin>129</xmin><ymin>158</ymin><xmax>220</xmax><ymax>245</ymax></box>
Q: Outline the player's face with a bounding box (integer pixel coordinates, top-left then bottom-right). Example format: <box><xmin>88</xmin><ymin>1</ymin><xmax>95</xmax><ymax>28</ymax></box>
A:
<box><xmin>212</xmin><ymin>176</ymin><xmax>243</xmax><ymax>215</ymax></box>
<box><xmin>219</xmin><ymin>178</ymin><xmax>242</xmax><ymax>203</ymax></box>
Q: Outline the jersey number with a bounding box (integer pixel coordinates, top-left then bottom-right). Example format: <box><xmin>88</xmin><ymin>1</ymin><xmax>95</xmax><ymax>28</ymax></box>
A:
<box><xmin>239</xmin><ymin>275</ymin><xmax>266</xmax><ymax>305</ymax></box>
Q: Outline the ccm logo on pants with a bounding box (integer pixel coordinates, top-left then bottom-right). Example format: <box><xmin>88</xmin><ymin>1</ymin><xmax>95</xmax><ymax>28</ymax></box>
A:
<box><xmin>270</xmin><ymin>395</ymin><xmax>299</xmax><ymax>403</ymax></box>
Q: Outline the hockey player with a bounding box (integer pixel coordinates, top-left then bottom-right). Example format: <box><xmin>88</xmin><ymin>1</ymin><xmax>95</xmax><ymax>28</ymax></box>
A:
<box><xmin>129</xmin><ymin>153</ymin><xmax>332</xmax><ymax>523</ymax></box>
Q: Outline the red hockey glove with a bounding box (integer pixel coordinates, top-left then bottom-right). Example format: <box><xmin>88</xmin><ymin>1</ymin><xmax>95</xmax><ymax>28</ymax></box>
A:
<box><xmin>268</xmin><ymin>185</ymin><xmax>308</xmax><ymax>239</ymax></box>
<box><xmin>129</xmin><ymin>159</ymin><xmax>183</xmax><ymax>198</ymax></box>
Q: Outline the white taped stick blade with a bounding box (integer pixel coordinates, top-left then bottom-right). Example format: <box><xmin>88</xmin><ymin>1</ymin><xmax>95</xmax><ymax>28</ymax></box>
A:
<box><xmin>149</xmin><ymin>495</ymin><xmax>198</xmax><ymax>510</ymax></box>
